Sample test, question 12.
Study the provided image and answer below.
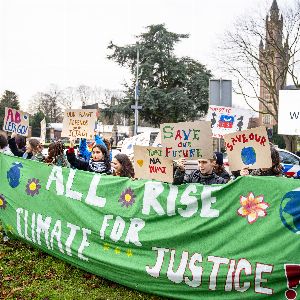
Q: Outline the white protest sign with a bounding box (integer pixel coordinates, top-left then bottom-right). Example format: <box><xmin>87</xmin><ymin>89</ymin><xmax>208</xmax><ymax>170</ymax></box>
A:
<box><xmin>121</xmin><ymin>132</ymin><xmax>151</xmax><ymax>156</ymax></box>
<box><xmin>160</xmin><ymin>121</ymin><xmax>213</xmax><ymax>160</ymax></box>
<box><xmin>3</xmin><ymin>107</ymin><xmax>29</xmax><ymax>136</ymax></box>
<box><xmin>224</xmin><ymin>126</ymin><xmax>272</xmax><ymax>171</ymax></box>
<box><xmin>206</xmin><ymin>105</ymin><xmax>252</xmax><ymax>138</ymax></box>
<box><xmin>134</xmin><ymin>145</ymin><xmax>174</xmax><ymax>183</ymax></box>
<box><xmin>278</xmin><ymin>90</ymin><xmax>300</xmax><ymax>135</ymax></box>
<box><xmin>61</xmin><ymin>109</ymin><xmax>97</xmax><ymax>139</ymax></box>
<box><xmin>40</xmin><ymin>118</ymin><xmax>46</xmax><ymax>144</ymax></box>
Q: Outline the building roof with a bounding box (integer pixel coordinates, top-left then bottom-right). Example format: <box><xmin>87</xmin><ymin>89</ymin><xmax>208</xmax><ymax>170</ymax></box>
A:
<box><xmin>271</xmin><ymin>0</ymin><xmax>279</xmax><ymax>11</ymax></box>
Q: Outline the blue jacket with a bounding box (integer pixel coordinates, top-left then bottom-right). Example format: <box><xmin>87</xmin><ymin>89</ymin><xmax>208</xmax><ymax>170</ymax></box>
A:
<box><xmin>79</xmin><ymin>135</ymin><xmax>112</xmax><ymax>161</ymax></box>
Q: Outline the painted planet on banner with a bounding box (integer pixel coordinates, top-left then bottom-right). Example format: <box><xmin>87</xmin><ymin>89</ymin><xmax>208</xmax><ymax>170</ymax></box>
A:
<box><xmin>280</xmin><ymin>188</ymin><xmax>300</xmax><ymax>234</ymax></box>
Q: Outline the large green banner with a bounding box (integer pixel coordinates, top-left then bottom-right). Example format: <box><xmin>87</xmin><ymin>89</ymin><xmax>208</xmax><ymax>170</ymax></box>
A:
<box><xmin>1</xmin><ymin>153</ymin><xmax>300</xmax><ymax>299</ymax></box>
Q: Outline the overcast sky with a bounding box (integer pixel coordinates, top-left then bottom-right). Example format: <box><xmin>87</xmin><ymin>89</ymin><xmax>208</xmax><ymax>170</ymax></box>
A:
<box><xmin>0</xmin><ymin>0</ymin><xmax>280</xmax><ymax>110</ymax></box>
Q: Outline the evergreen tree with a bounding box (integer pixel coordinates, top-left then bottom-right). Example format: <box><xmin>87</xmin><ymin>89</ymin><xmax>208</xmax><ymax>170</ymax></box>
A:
<box><xmin>107</xmin><ymin>24</ymin><xmax>212</xmax><ymax>126</ymax></box>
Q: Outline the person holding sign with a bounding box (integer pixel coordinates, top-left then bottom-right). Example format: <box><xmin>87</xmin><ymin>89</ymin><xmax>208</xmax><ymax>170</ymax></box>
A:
<box><xmin>173</xmin><ymin>154</ymin><xmax>226</xmax><ymax>185</ymax></box>
<box><xmin>240</xmin><ymin>146</ymin><xmax>284</xmax><ymax>177</ymax></box>
<box><xmin>67</xmin><ymin>140</ymin><xmax>111</xmax><ymax>174</ymax></box>
<box><xmin>111</xmin><ymin>153</ymin><xmax>135</xmax><ymax>178</ymax></box>
<box><xmin>8</xmin><ymin>132</ymin><xmax>44</xmax><ymax>161</ymax></box>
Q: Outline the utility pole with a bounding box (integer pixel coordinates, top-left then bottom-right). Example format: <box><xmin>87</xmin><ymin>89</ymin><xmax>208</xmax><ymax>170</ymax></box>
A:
<box><xmin>131</xmin><ymin>42</ymin><xmax>142</xmax><ymax>136</ymax></box>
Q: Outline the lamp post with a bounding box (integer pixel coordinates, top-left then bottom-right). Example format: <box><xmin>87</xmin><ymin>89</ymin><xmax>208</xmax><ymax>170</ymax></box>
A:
<box><xmin>131</xmin><ymin>42</ymin><xmax>142</xmax><ymax>136</ymax></box>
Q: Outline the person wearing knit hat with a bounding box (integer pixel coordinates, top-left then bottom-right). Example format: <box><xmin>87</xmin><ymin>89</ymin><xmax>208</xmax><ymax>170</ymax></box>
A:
<box><xmin>213</xmin><ymin>151</ymin><xmax>230</xmax><ymax>183</ymax></box>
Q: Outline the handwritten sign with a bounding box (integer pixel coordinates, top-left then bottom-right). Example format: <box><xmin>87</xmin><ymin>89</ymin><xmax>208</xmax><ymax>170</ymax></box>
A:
<box><xmin>40</xmin><ymin>118</ymin><xmax>46</xmax><ymax>144</ymax></box>
<box><xmin>3</xmin><ymin>107</ymin><xmax>29</xmax><ymax>136</ymax></box>
<box><xmin>206</xmin><ymin>105</ymin><xmax>252</xmax><ymax>138</ymax></box>
<box><xmin>160</xmin><ymin>121</ymin><xmax>212</xmax><ymax>160</ymax></box>
<box><xmin>224</xmin><ymin>126</ymin><xmax>272</xmax><ymax>171</ymax></box>
<box><xmin>278</xmin><ymin>90</ymin><xmax>300</xmax><ymax>135</ymax></box>
<box><xmin>134</xmin><ymin>145</ymin><xmax>174</xmax><ymax>183</ymax></box>
<box><xmin>61</xmin><ymin>109</ymin><xmax>97</xmax><ymax>139</ymax></box>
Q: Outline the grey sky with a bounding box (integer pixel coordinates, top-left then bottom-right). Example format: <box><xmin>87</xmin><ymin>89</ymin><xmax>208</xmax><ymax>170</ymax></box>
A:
<box><xmin>0</xmin><ymin>0</ymin><xmax>277</xmax><ymax>110</ymax></box>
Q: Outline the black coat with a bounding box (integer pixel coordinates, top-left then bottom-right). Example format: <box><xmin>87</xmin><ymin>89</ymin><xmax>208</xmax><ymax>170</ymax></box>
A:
<box><xmin>173</xmin><ymin>169</ymin><xmax>226</xmax><ymax>185</ymax></box>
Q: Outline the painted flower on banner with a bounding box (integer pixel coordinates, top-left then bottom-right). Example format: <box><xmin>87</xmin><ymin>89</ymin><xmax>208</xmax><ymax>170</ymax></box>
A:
<box><xmin>0</xmin><ymin>194</ymin><xmax>7</xmax><ymax>209</ymax></box>
<box><xmin>26</xmin><ymin>178</ymin><xmax>41</xmax><ymax>196</ymax></box>
<box><xmin>119</xmin><ymin>188</ymin><xmax>135</xmax><ymax>207</ymax></box>
<box><xmin>237</xmin><ymin>192</ymin><xmax>269</xmax><ymax>224</ymax></box>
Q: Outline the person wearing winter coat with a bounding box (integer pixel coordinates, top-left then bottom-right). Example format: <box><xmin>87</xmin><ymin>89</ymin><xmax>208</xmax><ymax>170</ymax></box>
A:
<box><xmin>67</xmin><ymin>141</ymin><xmax>111</xmax><ymax>174</ymax></box>
<box><xmin>173</xmin><ymin>154</ymin><xmax>226</xmax><ymax>185</ymax></box>
<box><xmin>213</xmin><ymin>151</ymin><xmax>230</xmax><ymax>183</ymax></box>
<box><xmin>240</xmin><ymin>146</ymin><xmax>284</xmax><ymax>177</ymax></box>
<box><xmin>8</xmin><ymin>132</ymin><xmax>44</xmax><ymax>161</ymax></box>
<box><xmin>79</xmin><ymin>134</ymin><xmax>112</xmax><ymax>161</ymax></box>
<box><xmin>0</xmin><ymin>131</ymin><xmax>13</xmax><ymax>155</ymax></box>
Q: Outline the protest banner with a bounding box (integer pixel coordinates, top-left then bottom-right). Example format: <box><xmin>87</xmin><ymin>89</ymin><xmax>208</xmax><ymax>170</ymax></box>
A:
<box><xmin>2</xmin><ymin>107</ymin><xmax>29</xmax><ymax>136</ymax></box>
<box><xmin>61</xmin><ymin>109</ymin><xmax>97</xmax><ymax>139</ymax></box>
<box><xmin>224</xmin><ymin>126</ymin><xmax>272</xmax><ymax>171</ymax></box>
<box><xmin>1</xmin><ymin>153</ymin><xmax>300</xmax><ymax>299</ymax></box>
<box><xmin>206</xmin><ymin>105</ymin><xmax>252</xmax><ymax>138</ymax></box>
<box><xmin>160</xmin><ymin>121</ymin><xmax>212</xmax><ymax>159</ymax></box>
<box><xmin>134</xmin><ymin>145</ymin><xmax>173</xmax><ymax>183</ymax></box>
<box><xmin>278</xmin><ymin>90</ymin><xmax>300</xmax><ymax>135</ymax></box>
<box><xmin>40</xmin><ymin>118</ymin><xmax>46</xmax><ymax>144</ymax></box>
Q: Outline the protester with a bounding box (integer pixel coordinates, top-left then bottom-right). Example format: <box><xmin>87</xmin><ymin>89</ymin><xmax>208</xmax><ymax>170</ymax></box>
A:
<box><xmin>8</xmin><ymin>132</ymin><xmax>44</xmax><ymax>161</ymax></box>
<box><xmin>213</xmin><ymin>151</ymin><xmax>230</xmax><ymax>183</ymax></box>
<box><xmin>173</xmin><ymin>154</ymin><xmax>226</xmax><ymax>185</ymax></box>
<box><xmin>240</xmin><ymin>146</ymin><xmax>284</xmax><ymax>177</ymax></box>
<box><xmin>0</xmin><ymin>131</ymin><xmax>13</xmax><ymax>155</ymax></box>
<box><xmin>111</xmin><ymin>153</ymin><xmax>134</xmax><ymax>178</ymax></box>
<box><xmin>79</xmin><ymin>134</ymin><xmax>112</xmax><ymax>161</ymax></box>
<box><xmin>67</xmin><ymin>141</ymin><xmax>111</xmax><ymax>174</ymax></box>
<box><xmin>44</xmin><ymin>140</ymin><xmax>69</xmax><ymax>167</ymax></box>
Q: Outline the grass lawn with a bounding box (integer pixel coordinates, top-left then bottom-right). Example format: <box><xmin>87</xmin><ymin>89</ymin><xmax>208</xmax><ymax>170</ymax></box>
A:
<box><xmin>0</xmin><ymin>224</ymin><xmax>165</xmax><ymax>300</ymax></box>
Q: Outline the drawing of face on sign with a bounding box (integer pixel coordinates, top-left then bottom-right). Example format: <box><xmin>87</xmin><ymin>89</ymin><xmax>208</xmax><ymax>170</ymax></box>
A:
<box><xmin>218</xmin><ymin>115</ymin><xmax>235</xmax><ymax>129</ymax></box>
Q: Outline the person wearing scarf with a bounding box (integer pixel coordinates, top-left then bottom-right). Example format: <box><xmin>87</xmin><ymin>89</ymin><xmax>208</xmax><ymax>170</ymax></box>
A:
<box><xmin>67</xmin><ymin>142</ymin><xmax>111</xmax><ymax>174</ymax></box>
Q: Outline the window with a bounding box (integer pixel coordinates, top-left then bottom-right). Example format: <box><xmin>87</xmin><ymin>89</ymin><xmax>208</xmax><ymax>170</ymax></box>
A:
<box><xmin>279</xmin><ymin>151</ymin><xmax>300</xmax><ymax>165</ymax></box>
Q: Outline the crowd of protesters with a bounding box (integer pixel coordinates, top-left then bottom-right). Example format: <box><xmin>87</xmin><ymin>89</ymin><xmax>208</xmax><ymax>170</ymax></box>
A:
<box><xmin>0</xmin><ymin>129</ymin><xmax>296</xmax><ymax>185</ymax></box>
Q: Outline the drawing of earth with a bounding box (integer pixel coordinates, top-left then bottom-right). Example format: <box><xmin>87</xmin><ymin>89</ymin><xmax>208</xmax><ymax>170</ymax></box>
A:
<box><xmin>241</xmin><ymin>147</ymin><xmax>256</xmax><ymax>165</ymax></box>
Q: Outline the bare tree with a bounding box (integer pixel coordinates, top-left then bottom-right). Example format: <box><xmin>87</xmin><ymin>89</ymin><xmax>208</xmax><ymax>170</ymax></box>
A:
<box><xmin>218</xmin><ymin>0</ymin><xmax>300</xmax><ymax>151</ymax></box>
<box><xmin>28</xmin><ymin>85</ymin><xmax>64</xmax><ymax>122</ymax></box>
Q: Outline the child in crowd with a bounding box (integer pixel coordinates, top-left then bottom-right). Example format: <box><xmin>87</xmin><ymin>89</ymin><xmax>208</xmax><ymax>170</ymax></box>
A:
<box><xmin>111</xmin><ymin>153</ymin><xmax>134</xmax><ymax>178</ymax></box>
<box><xmin>67</xmin><ymin>141</ymin><xmax>111</xmax><ymax>174</ymax></box>
<box><xmin>0</xmin><ymin>131</ymin><xmax>13</xmax><ymax>155</ymax></box>
<box><xmin>8</xmin><ymin>132</ymin><xmax>44</xmax><ymax>161</ymax></box>
<box><xmin>44</xmin><ymin>140</ymin><xmax>69</xmax><ymax>167</ymax></box>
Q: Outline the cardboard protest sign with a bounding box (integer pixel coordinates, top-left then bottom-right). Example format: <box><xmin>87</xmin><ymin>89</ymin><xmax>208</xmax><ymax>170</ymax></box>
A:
<box><xmin>40</xmin><ymin>118</ymin><xmax>46</xmax><ymax>144</ymax></box>
<box><xmin>134</xmin><ymin>145</ymin><xmax>174</xmax><ymax>183</ymax></box>
<box><xmin>61</xmin><ymin>109</ymin><xmax>97</xmax><ymax>139</ymax></box>
<box><xmin>224</xmin><ymin>126</ymin><xmax>272</xmax><ymax>171</ymax></box>
<box><xmin>3</xmin><ymin>107</ymin><xmax>29</xmax><ymax>136</ymax></box>
<box><xmin>206</xmin><ymin>105</ymin><xmax>252</xmax><ymax>138</ymax></box>
<box><xmin>278</xmin><ymin>90</ymin><xmax>300</xmax><ymax>135</ymax></box>
<box><xmin>160</xmin><ymin>121</ymin><xmax>212</xmax><ymax>160</ymax></box>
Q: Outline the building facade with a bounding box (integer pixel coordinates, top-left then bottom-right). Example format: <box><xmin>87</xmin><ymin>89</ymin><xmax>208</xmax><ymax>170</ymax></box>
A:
<box><xmin>259</xmin><ymin>0</ymin><xmax>289</xmax><ymax>127</ymax></box>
